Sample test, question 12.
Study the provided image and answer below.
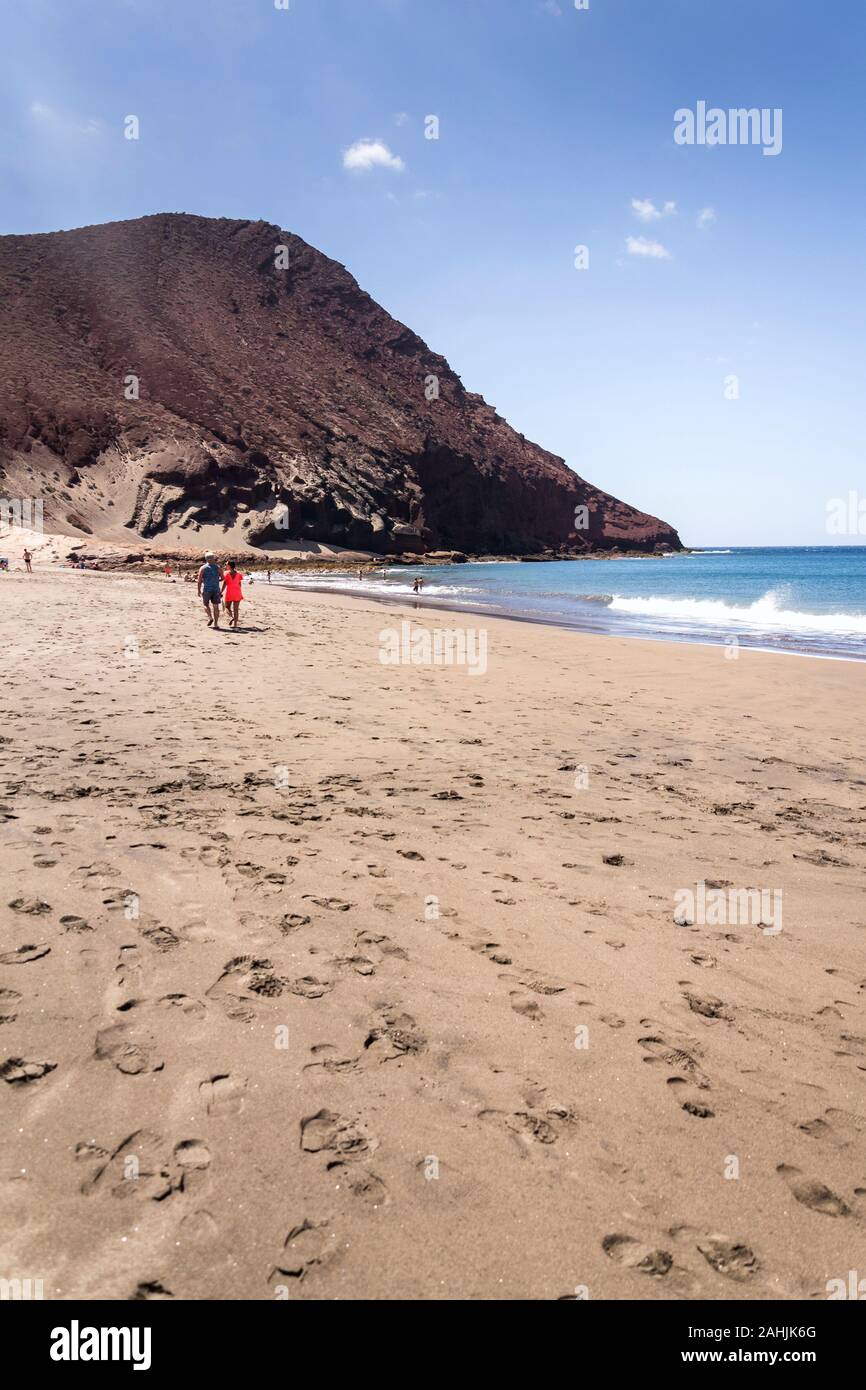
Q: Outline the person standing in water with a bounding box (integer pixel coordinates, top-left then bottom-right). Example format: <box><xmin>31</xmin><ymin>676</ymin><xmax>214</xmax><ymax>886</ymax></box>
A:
<box><xmin>222</xmin><ymin>559</ymin><xmax>244</xmax><ymax>629</ymax></box>
<box><xmin>197</xmin><ymin>550</ymin><xmax>222</xmax><ymax>628</ymax></box>
<box><xmin>413</xmin><ymin>575</ymin><xmax>424</xmax><ymax>594</ymax></box>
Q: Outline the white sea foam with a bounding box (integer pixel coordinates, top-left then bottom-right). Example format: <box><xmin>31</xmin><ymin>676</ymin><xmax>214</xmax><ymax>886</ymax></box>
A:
<box><xmin>260</xmin><ymin>573</ymin><xmax>477</xmax><ymax>598</ymax></box>
<box><xmin>608</xmin><ymin>589</ymin><xmax>866</xmax><ymax>636</ymax></box>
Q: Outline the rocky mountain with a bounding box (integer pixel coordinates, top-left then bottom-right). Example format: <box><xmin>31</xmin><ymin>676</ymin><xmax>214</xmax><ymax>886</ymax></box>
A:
<box><xmin>0</xmin><ymin>214</ymin><xmax>682</xmax><ymax>556</ymax></box>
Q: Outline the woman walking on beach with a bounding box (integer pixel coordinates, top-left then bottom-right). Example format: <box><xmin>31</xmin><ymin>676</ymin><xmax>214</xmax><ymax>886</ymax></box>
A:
<box><xmin>222</xmin><ymin>559</ymin><xmax>244</xmax><ymax>629</ymax></box>
<box><xmin>197</xmin><ymin>550</ymin><xmax>223</xmax><ymax>628</ymax></box>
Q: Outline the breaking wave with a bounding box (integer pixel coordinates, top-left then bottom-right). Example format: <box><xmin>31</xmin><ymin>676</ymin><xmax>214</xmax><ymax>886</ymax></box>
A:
<box><xmin>607</xmin><ymin>590</ymin><xmax>866</xmax><ymax>637</ymax></box>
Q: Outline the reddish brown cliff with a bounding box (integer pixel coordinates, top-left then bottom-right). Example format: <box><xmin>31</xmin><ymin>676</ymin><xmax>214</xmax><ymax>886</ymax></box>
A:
<box><xmin>0</xmin><ymin>214</ymin><xmax>682</xmax><ymax>556</ymax></box>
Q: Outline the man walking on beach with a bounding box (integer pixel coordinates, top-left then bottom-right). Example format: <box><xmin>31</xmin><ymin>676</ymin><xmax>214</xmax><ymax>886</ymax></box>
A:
<box><xmin>197</xmin><ymin>550</ymin><xmax>222</xmax><ymax>628</ymax></box>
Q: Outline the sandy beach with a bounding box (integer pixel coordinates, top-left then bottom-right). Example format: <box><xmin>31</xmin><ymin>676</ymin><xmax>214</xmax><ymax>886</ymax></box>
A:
<box><xmin>2</xmin><ymin>564</ymin><xmax>865</xmax><ymax>1302</ymax></box>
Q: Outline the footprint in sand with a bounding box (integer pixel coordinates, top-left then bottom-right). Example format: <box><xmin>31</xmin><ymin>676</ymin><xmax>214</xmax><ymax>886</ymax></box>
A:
<box><xmin>471</xmin><ymin>941</ymin><xmax>512</xmax><ymax>965</ymax></box>
<box><xmin>327</xmin><ymin>1162</ymin><xmax>389</xmax><ymax>1207</ymax></box>
<box><xmin>8</xmin><ymin>896</ymin><xmax>52</xmax><ymax>915</ymax></box>
<box><xmin>355</xmin><ymin>930</ymin><xmax>408</xmax><ymax>963</ymax></box>
<box><xmin>501</xmin><ymin>969</ymin><xmax>567</xmax><ymax>998</ymax></box>
<box><xmin>1</xmin><ymin>1057</ymin><xmax>57</xmax><ymax>1086</ymax></box>
<box><xmin>509</xmin><ymin>992</ymin><xmax>544</xmax><ymax>1021</ymax></box>
<box><xmin>776</xmin><ymin>1164</ymin><xmax>850</xmax><ymax>1216</ymax></box>
<box><xmin>115</xmin><ymin>944</ymin><xmax>145</xmax><ymax>994</ymax></box>
<box><xmin>0</xmin><ymin>943</ymin><xmax>50</xmax><ymax>965</ymax></box>
<box><xmin>157</xmin><ymin>993</ymin><xmax>206</xmax><ymax>1019</ymax></box>
<box><xmin>363</xmin><ymin>1008</ymin><xmax>427</xmax><ymax>1061</ymax></box>
<box><xmin>268</xmin><ymin>1220</ymin><xmax>340</xmax><ymax>1285</ymax></box>
<box><xmin>798</xmin><ymin>1108</ymin><xmax>865</xmax><ymax>1148</ymax></box>
<box><xmin>206</xmin><ymin>956</ymin><xmax>288</xmax><ymax>1020</ymax></box>
<box><xmin>331</xmin><ymin>952</ymin><xmax>376</xmax><ymax>978</ymax></box>
<box><xmin>279</xmin><ymin>912</ymin><xmax>312</xmax><ymax>935</ymax></box>
<box><xmin>194</xmin><ymin>844</ymin><xmax>230</xmax><ymax>869</ymax></box>
<box><xmin>639</xmin><ymin>1033</ymin><xmax>710</xmax><ymax>1088</ymax></box>
<box><xmin>683</xmin><ymin>992</ymin><xmax>733</xmax><ymax>1021</ymax></box>
<box><xmin>797</xmin><ymin>1116</ymin><xmax>837</xmax><ymax>1144</ymax></box>
<box><xmin>300</xmin><ymin>1110</ymin><xmax>376</xmax><ymax>1162</ymax></box>
<box><xmin>140</xmin><ymin>922</ymin><xmax>182</xmax><ymax>953</ymax></box>
<box><xmin>102</xmin><ymin>885</ymin><xmax>138</xmax><ymax>913</ymax></box>
<box><xmin>95</xmin><ymin>1008</ymin><xmax>164</xmax><ymax>1075</ymax></box>
<box><xmin>173</xmin><ymin>1140</ymin><xmax>211</xmax><ymax>1173</ymax></box>
<box><xmin>0</xmin><ymin>988</ymin><xmax>22</xmax><ymax>1022</ymax></box>
<box><xmin>228</xmin><ymin>862</ymin><xmax>288</xmax><ymax>897</ymax></box>
<box><xmin>602</xmin><ymin>1233</ymin><xmax>672</xmax><ymax>1276</ymax></box>
<box><xmin>480</xmin><ymin>1104</ymin><xmax>576</xmax><ymax>1154</ymax></box>
<box><xmin>693</xmin><ymin>1233</ymin><xmax>759</xmax><ymax>1283</ymax></box>
<box><xmin>81</xmin><ymin>1130</ymin><xmax>172</xmax><ymax>1201</ymax></box>
<box><xmin>200</xmin><ymin>1073</ymin><xmax>247</xmax><ymax>1116</ymax></box>
<box><xmin>303</xmin><ymin>1044</ymin><xmax>361</xmax><ymax>1076</ymax></box>
<box><xmin>288</xmin><ymin>976</ymin><xmax>334</xmax><ymax>999</ymax></box>
<box><xmin>666</xmin><ymin>1076</ymin><xmax>715</xmax><ymax>1119</ymax></box>
<box><xmin>60</xmin><ymin>914</ymin><xmax>92</xmax><ymax>933</ymax></box>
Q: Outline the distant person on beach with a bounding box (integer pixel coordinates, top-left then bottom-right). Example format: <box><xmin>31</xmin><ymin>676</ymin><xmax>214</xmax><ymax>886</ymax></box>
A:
<box><xmin>358</xmin><ymin>569</ymin><xmax>364</xmax><ymax>580</ymax></box>
<box><xmin>197</xmin><ymin>550</ymin><xmax>222</xmax><ymax>628</ymax></box>
<box><xmin>267</xmin><ymin>568</ymin><xmax>272</xmax><ymax>584</ymax></box>
<box><xmin>413</xmin><ymin>576</ymin><xmax>424</xmax><ymax>593</ymax></box>
<box><xmin>222</xmin><ymin>559</ymin><xmax>244</xmax><ymax>629</ymax></box>
<box><xmin>23</xmin><ymin>548</ymin><xmax>32</xmax><ymax>573</ymax></box>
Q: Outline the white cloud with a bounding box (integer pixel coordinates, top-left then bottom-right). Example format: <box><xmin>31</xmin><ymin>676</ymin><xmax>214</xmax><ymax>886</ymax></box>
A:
<box><xmin>29</xmin><ymin>101</ymin><xmax>102</xmax><ymax>138</ymax></box>
<box><xmin>626</xmin><ymin>235</ymin><xmax>672</xmax><ymax>260</ymax></box>
<box><xmin>393</xmin><ymin>112</ymin><xmax>409</xmax><ymax>127</ymax></box>
<box><xmin>540</xmin><ymin>0</ymin><xmax>563</xmax><ymax>14</ymax></box>
<box><xmin>631</xmin><ymin>197</ymin><xmax>677</xmax><ymax>222</ymax></box>
<box><xmin>343</xmin><ymin>138</ymin><xmax>405</xmax><ymax>173</ymax></box>
<box><xmin>697</xmin><ymin>206</ymin><xmax>717</xmax><ymax>229</ymax></box>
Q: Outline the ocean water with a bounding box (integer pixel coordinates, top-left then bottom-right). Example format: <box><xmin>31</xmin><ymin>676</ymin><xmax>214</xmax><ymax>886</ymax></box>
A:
<box><xmin>260</xmin><ymin>548</ymin><xmax>866</xmax><ymax>661</ymax></box>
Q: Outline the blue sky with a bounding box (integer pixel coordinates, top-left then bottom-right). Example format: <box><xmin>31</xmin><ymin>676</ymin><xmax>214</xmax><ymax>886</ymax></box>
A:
<box><xmin>2</xmin><ymin>0</ymin><xmax>864</xmax><ymax>545</ymax></box>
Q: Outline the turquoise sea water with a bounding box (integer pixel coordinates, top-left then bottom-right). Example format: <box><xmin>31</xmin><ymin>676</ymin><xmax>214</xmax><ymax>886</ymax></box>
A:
<box><xmin>264</xmin><ymin>548</ymin><xmax>866</xmax><ymax>661</ymax></box>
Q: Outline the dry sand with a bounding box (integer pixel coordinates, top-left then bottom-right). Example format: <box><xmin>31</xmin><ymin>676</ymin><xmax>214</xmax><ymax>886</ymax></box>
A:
<box><xmin>2</xmin><ymin>564</ymin><xmax>865</xmax><ymax>1301</ymax></box>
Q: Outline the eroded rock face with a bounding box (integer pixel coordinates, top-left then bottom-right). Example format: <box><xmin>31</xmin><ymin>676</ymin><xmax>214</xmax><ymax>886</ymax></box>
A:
<box><xmin>0</xmin><ymin>214</ymin><xmax>682</xmax><ymax>555</ymax></box>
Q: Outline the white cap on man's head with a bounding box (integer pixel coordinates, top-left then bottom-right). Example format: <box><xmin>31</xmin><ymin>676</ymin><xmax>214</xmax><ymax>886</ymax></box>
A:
<box><xmin>204</xmin><ymin>550</ymin><xmax>215</xmax><ymax>558</ymax></box>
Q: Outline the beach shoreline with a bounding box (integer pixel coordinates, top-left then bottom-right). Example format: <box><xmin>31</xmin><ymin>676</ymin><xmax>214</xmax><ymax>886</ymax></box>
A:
<box><xmin>2</xmin><ymin>568</ymin><xmax>865</xmax><ymax>1300</ymax></box>
<box><xmin>258</xmin><ymin>575</ymin><xmax>866</xmax><ymax>663</ymax></box>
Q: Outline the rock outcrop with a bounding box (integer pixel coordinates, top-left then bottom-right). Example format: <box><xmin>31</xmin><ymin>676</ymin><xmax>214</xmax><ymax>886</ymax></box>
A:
<box><xmin>0</xmin><ymin>214</ymin><xmax>682</xmax><ymax>555</ymax></box>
